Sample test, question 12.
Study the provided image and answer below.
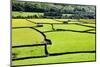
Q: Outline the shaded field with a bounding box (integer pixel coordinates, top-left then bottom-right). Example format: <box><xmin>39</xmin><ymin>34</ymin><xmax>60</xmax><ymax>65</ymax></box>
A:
<box><xmin>79</xmin><ymin>19</ymin><xmax>96</xmax><ymax>24</ymax></box>
<box><xmin>12</xmin><ymin>19</ymin><xmax>96</xmax><ymax>66</ymax></box>
<box><xmin>12</xmin><ymin>12</ymin><xmax>44</xmax><ymax>18</ymax></box>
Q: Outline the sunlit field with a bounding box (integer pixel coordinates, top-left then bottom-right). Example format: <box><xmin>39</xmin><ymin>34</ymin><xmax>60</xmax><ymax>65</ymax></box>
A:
<box><xmin>12</xmin><ymin>19</ymin><xmax>96</xmax><ymax>66</ymax></box>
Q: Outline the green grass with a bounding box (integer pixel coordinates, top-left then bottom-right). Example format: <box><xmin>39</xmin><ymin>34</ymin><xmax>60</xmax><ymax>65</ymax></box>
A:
<box><xmin>12</xmin><ymin>28</ymin><xmax>45</xmax><ymax>46</ymax></box>
<box><xmin>82</xmin><ymin>24</ymin><xmax>96</xmax><ymax>27</ymax></box>
<box><xmin>55</xmin><ymin>19</ymin><xmax>78</xmax><ymax>22</ymax></box>
<box><xmin>28</xmin><ymin>19</ymin><xmax>62</xmax><ymax>24</ymax></box>
<box><xmin>35</xmin><ymin>24</ymin><xmax>94</xmax><ymax>32</ymax></box>
<box><xmin>12</xmin><ymin>46</ymin><xmax>45</xmax><ymax>58</ymax></box>
<box><xmin>12</xmin><ymin>53</ymin><xmax>95</xmax><ymax>66</ymax></box>
<box><xmin>35</xmin><ymin>24</ymin><xmax>52</xmax><ymax>32</ymax></box>
<box><xmin>12</xmin><ymin>11</ymin><xmax>44</xmax><ymax>17</ymax></box>
<box><xmin>80</xmin><ymin>19</ymin><xmax>96</xmax><ymax>24</ymax></box>
<box><xmin>54</xmin><ymin>24</ymin><xmax>93</xmax><ymax>31</ymax></box>
<box><xmin>88</xmin><ymin>29</ymin><xmax>96</xmax><ymax>33</ymax></box>
<box><xmin>12</xmin><ymin>19</ymin><xmax>96</xmax><ymax>66</ymax></box>
<box><xmin>12</xmin><ymin>19</ymin><xmax>36</xmax><ymax>27</ymax></box>
<box><xmin>46</xmin><ymin>31</ymin><xmax>95</xmax><ymax>54</ymax></box>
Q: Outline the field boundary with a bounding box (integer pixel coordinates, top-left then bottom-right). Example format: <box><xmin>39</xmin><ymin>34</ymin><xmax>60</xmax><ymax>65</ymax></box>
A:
<box><xmin>12</xmin><ymin>26</ymin><xmax>52</xmax><ymax>60</ymax></box>
<box><xmin>12</xmin><ymin>19</ymin><xmax>96</xmax><ymax>62</ymax></box>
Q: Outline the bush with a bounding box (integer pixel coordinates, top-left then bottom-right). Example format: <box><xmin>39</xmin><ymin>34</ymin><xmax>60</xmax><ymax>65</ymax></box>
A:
<box><xmin>63</xmin><ymin>21</ymin><xmax>68</xmax><ymax>24</ymax></box>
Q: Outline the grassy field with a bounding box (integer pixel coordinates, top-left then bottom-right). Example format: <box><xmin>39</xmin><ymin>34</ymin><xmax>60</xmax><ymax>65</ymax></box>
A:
<box><xmin>54</xmin><ymin>24</ymin><xmax>92</xmax><ymax>31</ymax></box>
<box><xmin>46</xmin><ymin>32</ymin><xmax>95</xmax><ymax>53</ymax></box>
<box><xmin>55</xmin><ymin>19</ymin><xmax>78</xmax><ymax>22</ymax></box>
<box><xmin>12</xmin><ymin>28</ymin><xmax>45</xmax><ymax>46</ymax></box>
<box><xmin>28</xmin><ymin>19</ymin><xmax>62</xmax><ymax>24</ymax></box>
<box><xmin>12</xmin><ymin>19</ymin><xmax>96</xmax><ymax>66</ymax></box>
<box><xmin>12</xmin><ymin>12</ymin><xmax>44</xmax><ymax>18</ymax></box>
<box><xmin>82</xmin><ymin>24</ymin><xmax>96</xmax><ymax>27</ymax></box>
<box><xmin>12</xmin><ymin>53</ymin><xmax>95</xmax><ymax>66</ymax></box>
<box><xmin>12</xmin><ymin>19</ymin><xmax>36</xmax><ymax>27</ymax></box>
<box><xmin>12</xmin><ymin>46</ymin><xmax>46</xmax><ymax>58</ymax></box>
<box><xmin>80</xmin><ymin>19</ymin><xmax>96</xmax><ymax>24</ymax></box>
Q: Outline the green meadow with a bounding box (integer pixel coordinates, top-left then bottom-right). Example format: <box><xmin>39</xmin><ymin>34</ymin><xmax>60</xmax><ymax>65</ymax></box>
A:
<box><xmin>12</xmin><ymin>19</ymin><xmax>96</xmax><ymax>66</ymax></box>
